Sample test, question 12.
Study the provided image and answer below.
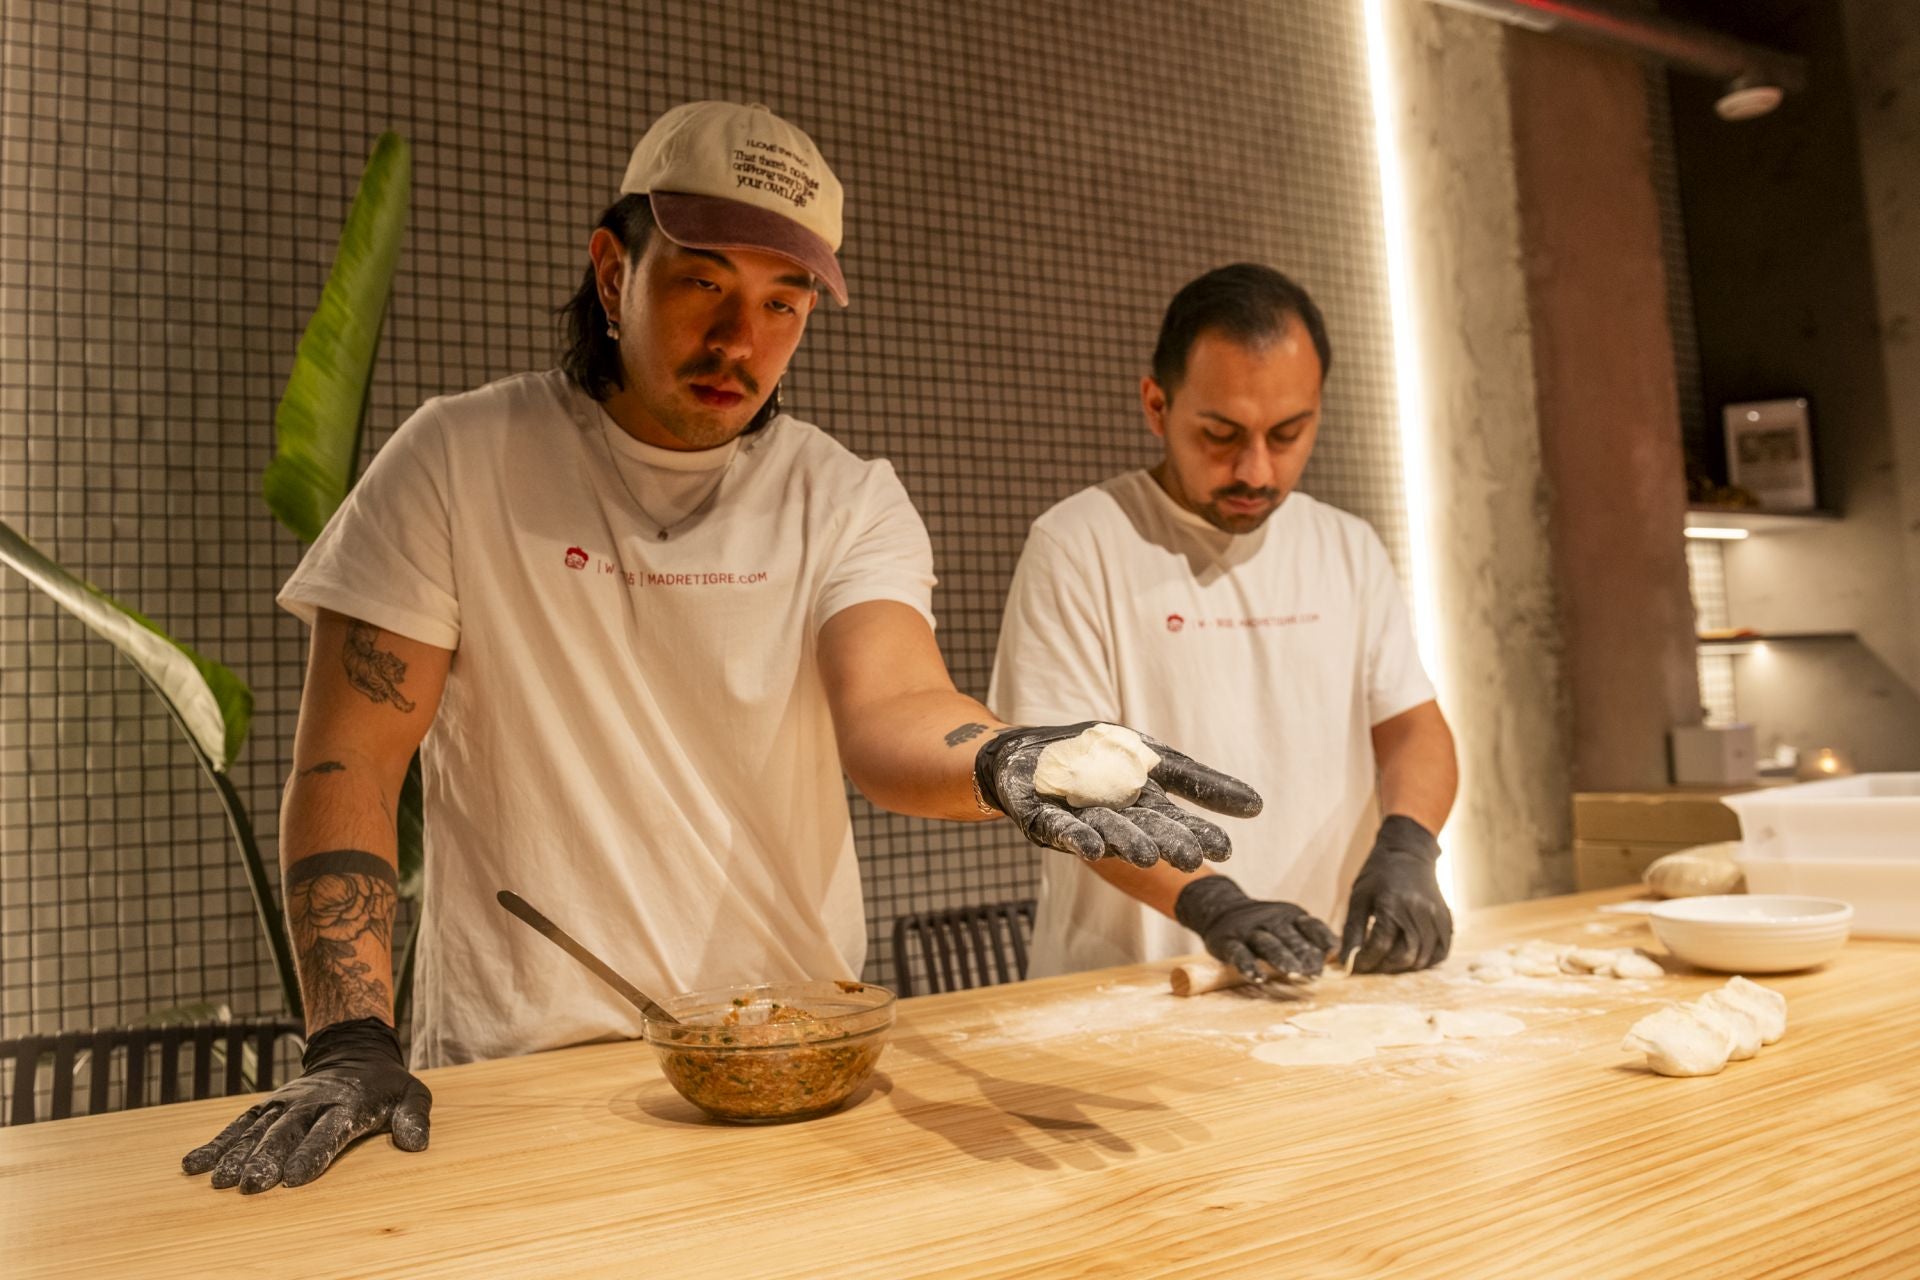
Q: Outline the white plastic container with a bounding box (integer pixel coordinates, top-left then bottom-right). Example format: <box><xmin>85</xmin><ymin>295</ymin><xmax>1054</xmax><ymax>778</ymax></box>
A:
<box><xmin>1723</xmin><ymin>774</ymin><xmax>1920</xmax><ymax>938</ymax></box>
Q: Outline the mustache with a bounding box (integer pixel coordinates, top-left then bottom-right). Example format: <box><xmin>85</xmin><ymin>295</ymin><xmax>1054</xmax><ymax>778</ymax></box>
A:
<box><xmin>1212</xmin><ymin>484</ymin><xmax>1279</xmax><ymax>503</ymax></box>
<box><xmin>675</xmin><ymin>353</ymin><xmax>761</xmax><ymax>396</ymax></box>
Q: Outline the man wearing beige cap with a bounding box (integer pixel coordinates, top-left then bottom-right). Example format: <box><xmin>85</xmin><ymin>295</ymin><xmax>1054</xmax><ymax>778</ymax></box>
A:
<box><xmin>181</xmin><ymin>101</ymin><xmax>1262</xmax><ymax>1194</ymax></box>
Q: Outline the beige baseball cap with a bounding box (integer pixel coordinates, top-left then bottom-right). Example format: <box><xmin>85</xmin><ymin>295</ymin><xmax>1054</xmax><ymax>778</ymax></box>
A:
<box><xmin>620</xmin><ymin>101</ymin><xmax>848</xmax><ymax>306</ymax></box>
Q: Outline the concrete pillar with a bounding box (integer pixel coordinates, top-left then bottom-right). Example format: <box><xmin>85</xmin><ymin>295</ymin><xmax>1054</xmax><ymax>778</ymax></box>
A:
<box><xmin>1505</xmin><ymin>29</ymin><xmax>1703</xmax><ymax>793</ymax></box>
<box><xmin>1381</xmin><ymin>1</ymin><xmax>1573</xmax><ymax>904</ymax></box>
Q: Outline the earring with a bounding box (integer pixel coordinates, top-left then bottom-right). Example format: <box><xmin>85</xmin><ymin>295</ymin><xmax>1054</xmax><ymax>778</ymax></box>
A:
<box><xmin>606</xmin><ymin>320</ymin><xmax>620</xmax><ymax>340</ymax></box>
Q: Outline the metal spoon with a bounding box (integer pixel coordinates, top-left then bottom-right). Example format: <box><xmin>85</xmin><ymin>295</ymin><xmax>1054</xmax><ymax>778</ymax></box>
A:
<box><xmin>495</xmin><ymin>890</ymin><xmax>679</xmax><ymax>1024</ymax></box>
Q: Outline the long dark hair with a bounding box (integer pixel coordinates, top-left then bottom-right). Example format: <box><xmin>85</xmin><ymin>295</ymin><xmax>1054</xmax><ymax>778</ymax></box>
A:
<box><xmin>557</xmin><ymin>195</ymin><xmax>783</xmax><ymax>433</ymax></box>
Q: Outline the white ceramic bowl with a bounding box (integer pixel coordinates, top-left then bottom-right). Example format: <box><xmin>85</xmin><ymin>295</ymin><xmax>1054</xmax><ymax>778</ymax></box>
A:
<box><xmin>1649</xmin><ymin>894</ymin><xmax>1852</xmax><ymax>973</ymax></box>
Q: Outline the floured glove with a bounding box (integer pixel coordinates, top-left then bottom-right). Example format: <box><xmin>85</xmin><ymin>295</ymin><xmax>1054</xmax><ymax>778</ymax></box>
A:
<box><xmin>181</xmin><ymin>1016</ymin><xmax>430</xmax><ymax>1194</ymax></box>
<box><xmin>973</xmin><ymin>721</ymin><xmax>1262</xmax><ymax>871</ymax></box>
<box><xmin>1174</xmin><ymin>875</ymin><xmax>1337</xmax><ymax>980</ymax></box>
<box><xmin>1341</xmin><ymin>815</ymin><xmax>1453</xmax><ymax>974</ymax></box>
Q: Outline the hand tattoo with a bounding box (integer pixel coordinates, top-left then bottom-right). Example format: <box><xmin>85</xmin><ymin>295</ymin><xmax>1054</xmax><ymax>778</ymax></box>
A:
<box><xmin>343</xmin><ymin>620</ymin><xmax>416</xmax><ymax>712</ymax></box>
<box><xmin>944</xmin><ymin>722</ymin><xmax>990</xmax><ymax>748</ymax></box>
<box><xmin>286</xmin><ymin>850</ymin><xmax>398</xmax><ymax>1030</ymax></box>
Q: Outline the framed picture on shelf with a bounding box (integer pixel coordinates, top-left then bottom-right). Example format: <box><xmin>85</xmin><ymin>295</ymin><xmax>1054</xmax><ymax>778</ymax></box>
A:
<box><xmin>1724</xmin><ymin>398</ymin><xmax>1817</xmax><ymax>511</ymax></box>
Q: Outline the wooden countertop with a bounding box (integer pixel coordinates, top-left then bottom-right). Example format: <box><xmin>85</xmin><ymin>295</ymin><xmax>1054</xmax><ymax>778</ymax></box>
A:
<box><xmin>5</xmin><ymin>888</ymin><xmax>1917</xmax><ymax>1278</ymax></box>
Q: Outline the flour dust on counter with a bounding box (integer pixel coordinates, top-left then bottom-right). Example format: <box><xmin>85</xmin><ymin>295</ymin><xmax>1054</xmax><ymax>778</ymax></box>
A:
<box><xmin>1250</xmin><ymin>1003</ymin><xmax>1527</xmax><ymax>1068</ymax></box>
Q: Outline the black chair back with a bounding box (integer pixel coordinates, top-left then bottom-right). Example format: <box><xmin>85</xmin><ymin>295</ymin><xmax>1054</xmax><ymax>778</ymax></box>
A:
<box><xmin>890</xmin><ymin>899</ymin><xmax>1037</xmax><ymax>997</ymax></box>
<box><xmin>0</xmin><ymin>1020</ymin><xmax>305</xmax><ymax>1126</ymax></box>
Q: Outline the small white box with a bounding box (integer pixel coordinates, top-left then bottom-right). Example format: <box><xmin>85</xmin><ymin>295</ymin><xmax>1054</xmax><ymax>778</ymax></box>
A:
<box><xmin>1670</xmin><ymin>723</ymin><xmax>1757</xmax><ymax>785</ymax></box>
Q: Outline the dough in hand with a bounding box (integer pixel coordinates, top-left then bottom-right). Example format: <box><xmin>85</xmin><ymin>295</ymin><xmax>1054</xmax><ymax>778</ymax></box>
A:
<box><xmin>1031</xmin><ymin>723</ymin><xmax>1161</xmax><ymax>808</ymax></box>
<box><xmin>1621</xmin><ymin>1004</ymin><xmax>1736</xmax><ymax>1076</ymax></box>
<box><xmin>1644</xmin><ymin>846</ymin><xmax>1745</xmax><ymax>899</ymax></box>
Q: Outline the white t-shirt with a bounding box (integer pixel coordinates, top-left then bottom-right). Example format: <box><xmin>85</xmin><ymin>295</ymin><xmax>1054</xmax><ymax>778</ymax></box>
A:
<box><xmin>989</xmin><ymin>471</ymin><xmax>1434</xmax><ymax>978</ymax></box>
<box><xmin>279</xmin><ymin>369</ymin><xmax>935</xmax><ymax>1068</ymax></box>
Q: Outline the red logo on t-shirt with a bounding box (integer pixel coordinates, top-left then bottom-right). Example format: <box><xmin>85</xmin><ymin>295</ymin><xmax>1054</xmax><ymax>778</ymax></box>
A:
<box><xmin>1166</xmin><ymin>613</ymin><xmax>1185</xmax><ymax>632</ymax></box>
<box><xmin>564</xmin><ymin>546</ymin><xmax>588</xmax><ymax>570</ymax></box>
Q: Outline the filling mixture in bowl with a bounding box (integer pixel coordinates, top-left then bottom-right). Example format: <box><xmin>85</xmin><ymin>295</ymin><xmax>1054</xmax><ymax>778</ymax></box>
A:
<box><xmin>646</xmin><ymin>980</ymin><xmax>894</xmax><ymax>1123</ymax></box>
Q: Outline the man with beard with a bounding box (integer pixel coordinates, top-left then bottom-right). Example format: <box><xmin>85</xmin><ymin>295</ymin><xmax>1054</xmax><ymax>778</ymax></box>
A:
<box><xmin>990</xmin><ymin>264</ymin><xmax>1457</xmax><ymax>986</ymax></box>
<box><xmin>182</xmin><ymin>102</ymin><xmax>1261</xmax><ymax>1195</ymax></box>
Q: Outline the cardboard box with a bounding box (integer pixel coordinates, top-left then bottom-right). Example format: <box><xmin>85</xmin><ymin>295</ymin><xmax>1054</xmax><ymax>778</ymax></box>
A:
<box><xmin>1572</xmin><ymin>788</ymin><xmax>1751</xmax><ymax>847</ymax></box>
<box><xmin>1670</xmin><ymin>724</ymin><xmax>1757</xmax><ymax>785</ymax></box>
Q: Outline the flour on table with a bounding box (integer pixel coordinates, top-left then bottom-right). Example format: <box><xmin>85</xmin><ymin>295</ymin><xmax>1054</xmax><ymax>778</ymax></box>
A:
<box><xmin>1287</xmin><ymin>1003</ymin><xmax>1444</xmax><ymax>1047</ymax></box>
<box><xmin>1429</xmin><ymin>1009</ymin><xmax>1525</xmax><ymax>1040</ymax></box>
<box><xmin>1252</xmin><ymin>1035</ymin><xmax>1379</xmax><ymax>1066</ymax></box>
<box><xmin>1248</xmin><ymin>1003</ymin><xmax>1529</xmax><ymax>1067</ymax></box>
<box><xmin>1031</xmin><ymin>723</ymin><xmax>1161</xmax><ymax>808</ymax></box>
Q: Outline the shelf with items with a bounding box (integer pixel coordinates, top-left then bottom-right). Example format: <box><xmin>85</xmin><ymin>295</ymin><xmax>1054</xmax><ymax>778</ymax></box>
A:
<box><xmin>1684</xmin><ymin>505</ymin><xmax>1840</xmax><ymax>538</ymax></box>
<box><xmin>1695</xmin><ymin>630</ymin><xmax>1854</xmax><ymax>654</ymax></box>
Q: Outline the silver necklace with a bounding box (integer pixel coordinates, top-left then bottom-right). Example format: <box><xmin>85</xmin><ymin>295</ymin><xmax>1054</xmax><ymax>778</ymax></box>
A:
<box><xmin>598</xmin><ymin>417</ymin><xmax>742</xmax><ymax>541</ymax></box>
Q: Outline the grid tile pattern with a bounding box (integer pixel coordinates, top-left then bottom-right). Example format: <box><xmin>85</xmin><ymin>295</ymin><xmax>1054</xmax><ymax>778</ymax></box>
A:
<box><xmin>2</xmin><ymin>0</ymin><xmax>1405</xmax><ymax>1063</ymax></box>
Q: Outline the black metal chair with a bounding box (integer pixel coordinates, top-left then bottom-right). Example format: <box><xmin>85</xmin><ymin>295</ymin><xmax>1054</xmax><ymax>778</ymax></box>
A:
<box><xmin>890</xmin><ymin>898</ymin><xmax>1037</xmax><ymax>997</ymax></box>
<box><xmin>0</xmin><ymin>1019</ymin><xmax>306</xmax><ymax>1126</ymax></box>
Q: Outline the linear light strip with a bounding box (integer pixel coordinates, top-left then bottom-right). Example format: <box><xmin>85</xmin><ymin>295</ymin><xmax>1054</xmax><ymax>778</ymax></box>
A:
<box><xmin>1362</xmin><ymin>0</ymin><xmax>1459</xmax><ymax>906</ymax></box>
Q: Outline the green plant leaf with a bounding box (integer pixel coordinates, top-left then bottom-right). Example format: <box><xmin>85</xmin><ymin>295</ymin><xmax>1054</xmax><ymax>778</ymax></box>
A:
<box><xmin>263</xmin><ymin>131</ymin><xmax>412</xmax><ymax>542</ymax></box>
<box><xmin>0</xmin><ymin>520</ymin><xmax>253</xmax><ymax>770</ymax></box>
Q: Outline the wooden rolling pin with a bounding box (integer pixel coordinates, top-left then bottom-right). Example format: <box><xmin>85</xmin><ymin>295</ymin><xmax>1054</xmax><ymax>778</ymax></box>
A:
<box><xmin>1169</xmin><ymin>951</ymin><xmax>1347</xmax><ymax>996</ymax></box>
<box><xmin>1170</xmin><ymin>958</ymin><xmax>1252</xmax><ymax>996</ymax></box>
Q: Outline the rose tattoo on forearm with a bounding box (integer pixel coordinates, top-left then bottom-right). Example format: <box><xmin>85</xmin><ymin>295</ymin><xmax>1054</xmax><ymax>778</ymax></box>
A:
<box><xmin>286</xmin><ymin>850</ymin><xmax>398</xmax><ymax>1030</ymax></box>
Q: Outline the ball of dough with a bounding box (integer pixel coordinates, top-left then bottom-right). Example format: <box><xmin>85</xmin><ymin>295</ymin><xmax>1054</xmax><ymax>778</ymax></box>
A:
<box><xmin>1031</xmin><ymin>723</ymin><xmax>1161</xmax><ymax>808</ymax></box>
<box><xmin>1621</xmin><ymin>1004</ymin><xmax>1735</xmax><ymax>1076</ymax></box>
<box><xmin>1690</xmin><ymin>992</ymin><xmax>1764</xmax><ymax>1060</ymax></box>
<box><xmin>1644</xmin><ymin>846</ymin><xmax>1745</xmax><ymax>899</ymax></box>
<box><xmin>1606</xmin><ymin>951</ymin><xmax>1666</xmax><ymax>981</ymax></box>
<box><xmin>1715</xmin><ymin>975</ymin><xmax>1787</xmax><ymax>1044</ymax></box>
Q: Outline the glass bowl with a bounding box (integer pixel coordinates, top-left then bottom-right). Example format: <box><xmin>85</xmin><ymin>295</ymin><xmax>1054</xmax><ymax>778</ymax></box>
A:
<box><xmin>642</xmin><ymin>980</ymin><xmax>895</xmax><ymax>1123</ymax></box>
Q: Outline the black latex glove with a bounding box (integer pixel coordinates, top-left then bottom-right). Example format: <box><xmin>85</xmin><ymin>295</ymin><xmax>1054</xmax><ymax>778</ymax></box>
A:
<box><xmin>1174</xmin><ymin>875</ymin><xmax>1338</xmax><ymax>980</ymax></box>
<box><xmin>974</xmin><ymin>721</ymin><xmax>1263</xmax><ymax>871</ymax></box>
<box><xmin>181</xmin><ymin>1016</ymin><xmax>430</xmax><ymax>1194</ymax></box>
<box><xmin>1341</xmin><ymin>814</ymin><xmax>1453</xmax><ymax>974</ymax></box>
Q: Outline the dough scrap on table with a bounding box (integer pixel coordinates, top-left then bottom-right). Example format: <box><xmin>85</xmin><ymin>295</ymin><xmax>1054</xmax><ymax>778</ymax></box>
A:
<box><xmin>1468</xmin><ymin>941</ymin><xmax>1665</xmax><ymax>983</ymax></box>
<box><xmin>1031</xmin><ymin>723</ymin><xmax>1161</xmax><ymax>808</ymax></box>
<box><xmin>1620</xmin><ymin>976</ymin><xmax>1788</xmax><ymax>1077</ymax></box>
<box><xmin>1429</xmin><ymin>1009</ymin><xmax>1525</xmax><ymax>1040</ymax></box>
<box><xmin>1250</xmin><ymin>1004</ymin><xmax>1530</xmax><ymax>1066</ymax></box>
<box><xmin>1252</xmin><ymin>1035</ymin><xmax>1379</xmax><ymax>1066</ymax></box>
<box><xmin>1288</xmin><ymin>1003</ymin><xmax>1443</xmax><ymax>1047</ymax></box>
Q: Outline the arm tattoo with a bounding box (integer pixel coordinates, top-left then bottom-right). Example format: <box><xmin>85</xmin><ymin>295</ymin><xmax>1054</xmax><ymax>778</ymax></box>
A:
<box><xmin>286</xmin><ymin>850</ymin><xmax>398</xmax><ymax>1029</ymax></box>
<box><xmin>343</xmin><ymin>620</ymin><xmax>417</xmax><ymax>712</ymax></box>
<box><xmin>944</xmin><ymin>722</ymin><xmax>991</xmax><ymax>748</ymax></box>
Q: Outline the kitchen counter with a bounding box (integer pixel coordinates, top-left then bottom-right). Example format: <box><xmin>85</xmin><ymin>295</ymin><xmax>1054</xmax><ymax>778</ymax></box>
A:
<box><xmin>5</xmin><ymin>888</ymin><xmax>1917</xmax><ymax>1278</ymax></box>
